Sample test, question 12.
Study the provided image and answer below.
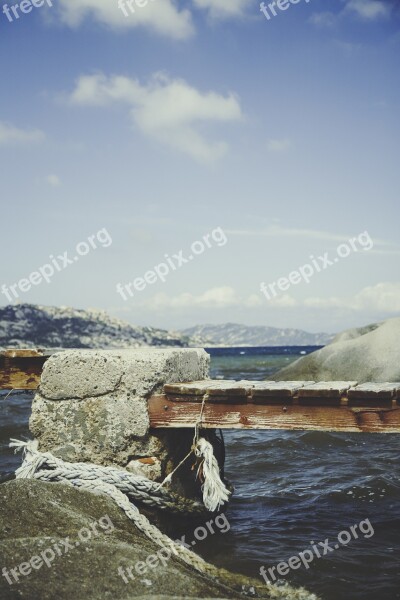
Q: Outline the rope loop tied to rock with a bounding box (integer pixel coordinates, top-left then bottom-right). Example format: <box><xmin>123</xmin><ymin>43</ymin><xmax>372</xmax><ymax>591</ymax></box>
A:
<box><xmin>9</xmin><ymin>439</ymin><xmax>318</xmax><ymax>599</ymax></box>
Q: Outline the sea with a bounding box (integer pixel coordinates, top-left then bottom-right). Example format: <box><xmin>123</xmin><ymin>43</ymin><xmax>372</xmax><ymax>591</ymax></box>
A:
<box><xmin>1</xmin><ymin>346</ymin><xmax>399</xmax><ymax>600</ymax></box>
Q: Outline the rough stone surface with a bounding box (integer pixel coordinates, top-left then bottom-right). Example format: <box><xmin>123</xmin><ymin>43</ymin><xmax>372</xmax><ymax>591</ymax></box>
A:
<box><xmin>126</xmin><ymin>457</ymin><xmax>163</xmax><ymax>480</ymax></box>
<box><xmin>274</xmin><ymin>317</ymin><xmax>400</xmax><ymax>383</ymax></box>
<box><xmin>30</xmin><ymin>349</ymin><xmax>209</xmax><ymax>471</ymax></box>
<box><xmin>0</xmin><ymin>480</ymin><xmax>317</xmax><ymax>600</ymax></box>
<box><xmin>39</xmin><ymin>350</ymin><xmax>123</xmax><ymax>400</ymax></box>
<box><xmin>0</xmin><ymin>480</ymin><xmax>234</xmax><ymax>600</ymax></box>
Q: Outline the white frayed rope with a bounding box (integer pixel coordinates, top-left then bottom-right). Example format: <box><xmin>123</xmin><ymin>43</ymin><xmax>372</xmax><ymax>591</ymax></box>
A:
<box><xmin>195</xmin><ymin>438</ymin><xmax>231</xmax><ymax>512</ymax></box>
<box><xmin>155</xmin><ymin>392</ymin><xmax>231</xmax><ymax>512</ymax></box>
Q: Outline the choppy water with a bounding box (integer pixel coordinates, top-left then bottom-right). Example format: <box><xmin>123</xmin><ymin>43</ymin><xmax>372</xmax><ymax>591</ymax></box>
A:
<box><xmin>1</xmin><ymin>347</ymin><xmax>399</xmax><ymax>600</ymax></box>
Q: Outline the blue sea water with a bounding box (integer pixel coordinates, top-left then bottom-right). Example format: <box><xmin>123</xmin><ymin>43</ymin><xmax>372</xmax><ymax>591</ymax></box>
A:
<box><xmin>1</xmin><ymin>346</ymin><xmax>399</xmax><ymax>600</ymax></box>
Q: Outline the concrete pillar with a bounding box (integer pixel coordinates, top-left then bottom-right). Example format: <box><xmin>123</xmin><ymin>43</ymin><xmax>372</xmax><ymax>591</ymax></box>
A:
<box><xmin>30</xmin><ymin>349</ymin><xmax>210</xmax><ymax>485</ymax></box>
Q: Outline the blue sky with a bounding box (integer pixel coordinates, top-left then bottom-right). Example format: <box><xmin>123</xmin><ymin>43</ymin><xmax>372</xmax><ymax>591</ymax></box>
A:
<box><xmin>0</xmin><ymin>0</ymin><xmax>399</xmax><ymax>334</ymax></box>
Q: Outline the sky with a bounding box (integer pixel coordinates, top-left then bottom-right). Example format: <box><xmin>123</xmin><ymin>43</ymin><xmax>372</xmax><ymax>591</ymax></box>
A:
<box><xmin>0</xmin><ymin>0</ymin><xmax>399</xmax><ymax>334</ymax></box>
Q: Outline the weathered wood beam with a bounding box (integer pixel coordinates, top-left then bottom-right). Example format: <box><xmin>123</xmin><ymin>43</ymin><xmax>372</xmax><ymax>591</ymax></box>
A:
<box><xmin>149</xmin><ymin>381</ymin><xmax>400</xmax><ymax>433</ymax></box>
<box><xmin>149</xmin><ymin>394</ymin><xmax>400</xmax><ymax>433</ymax></box>
<box><xmin>0</xmin><ymin>349</ymin><xmax>54</xmax><ymax>391</ymax></box>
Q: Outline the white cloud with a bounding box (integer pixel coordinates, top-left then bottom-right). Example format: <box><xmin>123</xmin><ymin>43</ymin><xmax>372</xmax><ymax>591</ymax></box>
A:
<box><xmin>343</xmin><ymin>0</ymin><xmax>390</xmax><ymax>20</ymax></box>
<box><xmin>68</xmin><ymin>72</ymin><xmax>242</xmax><ymax>162</ymax></box>
<box><xmin>0</xmin><ymin>122</ymin><xmax>45</xmax><ymax>146</ymax></box>
<box><xmin>140</xmin><ymin>286</ymin><xmax>266</xmax><ymax>310</ymax></box>
<box><xmin>309</xmin><ymin>12</ymin><xmax>336</xmax><ymax>27</ymax></box>
<box><xmin>304</xmin><ymin>283</ymin><xmax>400</xmax><ymax>313</ymax></box>
<box><xmin>261</xmin><ymin>293</ymin><xmax>298</xmax><ymax>307</ymax></box>
<box><xmin>193</xmin><ymin>0</ymin><xmax>253</xmax><ymax>19</ymax></box>
<box><xmin>267</xmin><ymin>138</ymin><xmax>293</xmax><ymax>153</ymax></box>
<box><xmin>54</xmin><ymin>0</ymin><xmax>193</xmax><ymax>40</ymax></box>
<box><xmin>137</xmin><ymin>283</ymin><xmax>400</xmax><ymax>313</ymax></box>
<box><xmin>334</xmin><ymin>39</ymin><xmax>363</xmax><ymax>53</ymax></box>
<box><xmin>45</xmin><ymin>174</ymin><xmax>61</xmax><ymax>187</ymax></box>
<box><xmin>310</xmin><ymin>0</ymin><xmax>391</xmax><ymax>27</ymax></box>
<box><xmin>226</xmin><ymin>225</ymin><xmax>378</xmax><ymax>244</ymax></box>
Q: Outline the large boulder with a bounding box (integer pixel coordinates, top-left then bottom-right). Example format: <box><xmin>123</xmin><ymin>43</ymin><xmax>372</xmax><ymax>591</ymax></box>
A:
<box><xmin>0</xmin><ymin>480</ymin><xmax>317</xmax><ymax>600</ymax></box>
<box><xmin>0</xmin><ymin>479</ymin><xmax>233</xmax><ymax>600</ymax></box>
<box><xmin>274</xmin><ymin>318</ymin><xmax>400</xmax><ymax>382</ymax></box>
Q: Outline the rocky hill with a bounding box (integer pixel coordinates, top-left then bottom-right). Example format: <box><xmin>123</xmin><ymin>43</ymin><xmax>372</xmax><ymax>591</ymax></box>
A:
<box><xmin>0</xmin><ymin>304</ymin><xmax>188</xmax><ymax>349</ymax></box>
<box><xmin>0</xmin><ymin>306</ymin><xmax>334</xmax><ymax>350</ymax></box>
<box><xmin>181</xmin><ymin>323</ymin><xmax>333</xmax><ymax>347</ymax></box>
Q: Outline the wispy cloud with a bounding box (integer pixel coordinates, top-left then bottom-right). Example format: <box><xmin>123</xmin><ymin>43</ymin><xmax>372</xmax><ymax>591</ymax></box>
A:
<box><xmin>309</xmin><ymin>11</ymin><xmax>337</xmax><ymax>28</ymax></box>
<box><xmin>310</xmin><ymin>0</ymin><xmax>391</xmax><ymax>27</ymax></box>
<box><xmin>68</xmin><ymin>72</ymin><xmax>243</xmax><ymax>162</ymax></box>
<box><xmin>304</xmin><ymin>282</ymin><xmax>400</xmax><ymax>313</ymax></box>
<box><xmin>45</xmin><ymin>174</ymin><xmax>61</xmax><ymax>187</ymax></box>
<box><xmin>343</xmin><ymin>0</ymin><xmax>391</xmax><ymax>20</ymax></box>
<box><xmin>54</xmin><ymin>0</ymin><xmax>193</xmax><ymax>40</ymax></box>
<box><xmin>137</xmin><ymin>282</ymin><xmax>400</xmax><ymax>313</ymax></box>
<box><xmin>267</xmin><ymin>138</ymin><xmax>293</xmax><ymax>153</ymax></box>
<box><xmin>193</xmin><ymin>0</ymin><xmax>253</xmax><ymax>19</ymax></box>
<box><xmin>0</xmin><ymin>122</ymin><xmax>45</xmax><ymax>146</ymax></box>
<box><xmin>334</xmin><ymin>39</ymin><xmax>363</xmax><ymax>53</ymax></box>
<box><xmin>135</xmin><ymin>286</ymin><xmax>263</xmax><ymax>310</ymax></box>
<box><xmin>225</xmin><ymin>225</ymin><xmax>390</xmax><ymax>245</ymax></box>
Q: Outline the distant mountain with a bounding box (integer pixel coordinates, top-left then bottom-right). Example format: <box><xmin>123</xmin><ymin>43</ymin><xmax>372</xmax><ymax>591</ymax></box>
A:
<box><xmin>0</xmin><ymin>306</ymin><xmax>334</xmax><ymax>351</ymax></box>
<box><xmin>180</xmin><ymin>323</ymin><xmax>334</xmax><ymax>347</ymax></box>
<box><xmin>0</xmin><ymin>304</ymin><xmax>189</xmax><ymax>350</ymax></box>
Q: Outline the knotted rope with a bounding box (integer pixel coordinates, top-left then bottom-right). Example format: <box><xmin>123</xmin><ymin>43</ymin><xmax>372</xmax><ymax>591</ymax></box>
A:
<box><xmin>8</xmin><ymin>392</ymin><xmax>317</xmax><ymax>599</ymax></box>
<box><xmin>155</xmin><ymin>393</ymin><xmax>231</xmax><ymax>512</ymax></box>
<box><xmin>9</xmin><ymin>439</ymin><xmax>316</xmax><ymax>599</ymax></box>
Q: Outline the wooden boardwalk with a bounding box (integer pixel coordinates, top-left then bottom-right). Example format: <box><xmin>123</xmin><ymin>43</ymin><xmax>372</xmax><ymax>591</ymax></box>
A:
<box><xmin>1</xmin><ymin>350</ymin><xmax>400</xmax><ymax>434</ymax></box>
<box><xmin>0</xmin><ymin>349</ymin><xmax>52</xmax><ymax>390</ymax></box>
<box><xmin>149</xmin><ymin>380</ymin><xmax>400</xmax><ymax>434</ymax></box>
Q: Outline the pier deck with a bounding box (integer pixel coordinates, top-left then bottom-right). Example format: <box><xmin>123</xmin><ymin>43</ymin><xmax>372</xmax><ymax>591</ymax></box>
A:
<box><xmin>151</xmin><ymin>380</ymin><xmax>400</xmax><ymax>433</ymax></box>
<box><xmin>1</xmin><ymin>350</ymin><xmax>399</xmax><ymax>433</ymax></box>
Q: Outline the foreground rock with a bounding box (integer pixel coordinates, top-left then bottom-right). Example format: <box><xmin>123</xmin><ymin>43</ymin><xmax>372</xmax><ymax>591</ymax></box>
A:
<box><xmin>274</xmin><ymin>318</ymin><xmax>400</xmax><ymax>382</ymax></box>
<box><xmin>0</xmin><ymin>480</ymin><xmax>318</xmax><ymax>600</ymax></box>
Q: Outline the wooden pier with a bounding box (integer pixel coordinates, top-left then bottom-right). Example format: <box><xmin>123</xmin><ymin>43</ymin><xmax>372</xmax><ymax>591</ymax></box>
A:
<box><xmin>1</xmin><ymin>350</ymin><xmax>400</xmax><ymax>434</ymax></box>
<box><xmin>149</xmin><ymin>380</ymin><xmax>400</xmax><ymax>433</ymax></box>
<box><xmin>0</xmin><ymin>349</ymin><xmax>52</xmax><ymax>390</ymax></box>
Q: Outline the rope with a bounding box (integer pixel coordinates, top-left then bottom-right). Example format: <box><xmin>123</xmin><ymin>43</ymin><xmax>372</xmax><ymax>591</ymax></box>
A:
<box><xmin>155</xmin><ymin>392</ymin><xmax>230</xmax><ymax>512</ymax></box>
<box><xmin>10</xmin><ymin>439</ymin><xmax>205</xmax><ymax>516</ymax></box>
<box><xmin>10</xmin><ymin>439</ymin><xmax>317</xmax><ymax>599</ymax></box>
<box><xmin>9</xmin><ymin>396</ymin><xmax>317</xmax><ymax>599</ymax></box>
<box><xmin>195</xmin><ymin>438</ymin><xmax>230</xmax><ymax>512</ymax></box>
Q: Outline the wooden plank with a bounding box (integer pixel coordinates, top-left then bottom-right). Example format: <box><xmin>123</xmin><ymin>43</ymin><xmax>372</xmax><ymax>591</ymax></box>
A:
<box><xmin>163</xmin><ymin>380</ymin><xmax>251</xmax><ymax>397</ymax></box>
<box><xmin>252</xmin><ymin>381</ymin><xmax>315</xmax><ymax>400</ymax></box>
<box><xmin>0</xmin><ymin>349</ymin><xmax>55</xmax><ymax>358</ymax></box>
<box><xmin>0</xmin><ymin>349</ymin><xmax>59</xmax><ymax>391</ymax></box>
<box><xmin>297</xmin><ymin>381</ymin><xmax>358</xmax><ymax>407</ymax></box>
<box><xmin>298</xmin><ymin>381</ymin><xmax>358</xmax><ymax>398</ymax></box>
<box><xmin>0</xmin><ymin>353</ymin><xmax>48</xmax><ymax>390</ymax></box>
<box><xmin>348</xmin><ymin>383</ymin><xmax>400</xmax><ymax>400</ymax></box>
<box><xmin>164</xmin><ymin>393</ymin><xmax>247</xmax><ymax>405</ymax></box>
<box><xmin>149</xmin><ymin>395</ymin><xmax>400</xmax><ymax>433</ymax></box>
